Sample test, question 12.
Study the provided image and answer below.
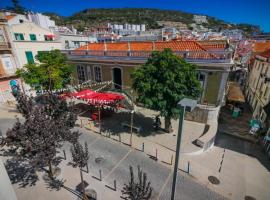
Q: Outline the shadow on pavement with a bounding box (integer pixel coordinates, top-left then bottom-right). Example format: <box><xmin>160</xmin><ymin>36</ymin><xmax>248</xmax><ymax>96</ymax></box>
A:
<box><xmin>99</xmin><ymin>111</ymin><xmax>167</xmax><ymax>137</ymax></box>
<box><xmin>215</xmin><ymin>131</ymin><xmax>270</xmax><ymax>171</ymax></box>
<box><xmin>4</xmin><ymin>157</ymin><xmax>39</xmax><ymax>187</ymax></box>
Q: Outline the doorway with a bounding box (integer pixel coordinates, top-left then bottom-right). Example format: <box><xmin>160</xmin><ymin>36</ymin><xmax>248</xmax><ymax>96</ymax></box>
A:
<box><xmin>112</xmin><ymin>68</ymin><xmax>122</xmax><ymax>90</ymax></box>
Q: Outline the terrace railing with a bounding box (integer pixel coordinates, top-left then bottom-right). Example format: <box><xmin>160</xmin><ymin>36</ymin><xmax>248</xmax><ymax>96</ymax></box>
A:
<box><xmin>0</xmin><ymin>42</ymin><xmax>11</xmax><ymax>50</ymax></box>
<box><xmin>63</xmin><ymin>50</ymin><xmax>233</xmax><ymax>63</ymax></box>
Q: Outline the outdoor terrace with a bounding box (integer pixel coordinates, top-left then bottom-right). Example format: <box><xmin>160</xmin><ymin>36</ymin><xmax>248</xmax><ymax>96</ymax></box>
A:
<box><xmin>63</xmin><ymin>49</ymin><xmax>233</xmax><ymax>64</ymax></box>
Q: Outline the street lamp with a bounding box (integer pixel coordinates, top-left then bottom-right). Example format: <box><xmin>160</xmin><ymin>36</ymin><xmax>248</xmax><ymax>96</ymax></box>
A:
<box><xmin>130</xmin><ymin>110</ymin><xmax>135</xmax><ymax>146</ymax></box>
<box><xmin>171</xmin><ymin>98</ymin><xmax>197</xmax><ymax>200</ymax></box>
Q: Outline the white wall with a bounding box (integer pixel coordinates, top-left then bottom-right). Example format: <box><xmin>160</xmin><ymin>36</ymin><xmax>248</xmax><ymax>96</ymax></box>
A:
<box><xmin>8</xmin><ymin>22</ymin><xmax>61</xmax><ymax>67</ymax></box>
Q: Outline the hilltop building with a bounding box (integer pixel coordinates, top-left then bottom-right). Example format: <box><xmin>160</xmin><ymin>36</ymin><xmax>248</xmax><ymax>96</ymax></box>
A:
<box><xmin>193</xmin><ymin>15</ymin><xmax>208</xmax><ymax>24</ymax></box>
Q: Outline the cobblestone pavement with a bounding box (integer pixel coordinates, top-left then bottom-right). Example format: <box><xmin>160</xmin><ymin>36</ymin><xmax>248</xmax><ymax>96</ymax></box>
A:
<box><xmin>218</xmin><ymin>104</ymin><xmax>256</xmax><ymax>142</ymax></box>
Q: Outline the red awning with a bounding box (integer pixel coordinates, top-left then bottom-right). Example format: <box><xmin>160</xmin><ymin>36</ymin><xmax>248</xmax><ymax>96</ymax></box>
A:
<box><xmin>70</xmin><ymin>89</ymin><xmax>125</xmax><ymax>105</ymax></box>
<box><xmin>46</xmin><ymin>34</ymin><xmax>55</xmax><ymax>38</ymax></box>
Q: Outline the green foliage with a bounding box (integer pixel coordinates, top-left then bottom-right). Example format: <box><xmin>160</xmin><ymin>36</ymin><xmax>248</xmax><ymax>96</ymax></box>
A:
<box><xmin>7</xmin><ymin>0</ymin><xmax>26</xmax><ymax>14</ymax></box>
<box><xmin>70</xmin><ymin>142</ymin><xmax>89</xmax><ymax>169</ymax></box>
<box><xmin>122</xmin><ymin>166</ymin><xmax>152</xmax><ymax>200</ymax></box>
<box><xmin>16</xmin><ymin>50</ymin><xmax>74</xmax><ymax>91</ymax></box>
<box><xmin>132</xmin><ymin>49</ymin><xmax>201</xmax><ymax>119</ymax></box>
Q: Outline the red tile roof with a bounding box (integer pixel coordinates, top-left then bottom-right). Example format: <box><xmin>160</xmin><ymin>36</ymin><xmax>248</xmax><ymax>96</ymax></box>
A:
<box><xmin>76</xmin><ymin>41</ymin><xmax>206</xmax><ymax>52</ymax></box>
<box><xmin>197</xmin><ymin>40</ymin><xmax>228</xmax><ymax>50</ymax></box>
<box><xmin>253</xmin><ymin>41</ymin><xmax>270</xmax><ymax>53</ymax></box>
<box><xmin>259</xmin><ymin>49</ymin><xmax>270</xmax><ymax>59</ymax></box>
<box><xmin>6</xmin><ymin>15</ymin><xmax>15</xmax><ymax>20</ymax></box>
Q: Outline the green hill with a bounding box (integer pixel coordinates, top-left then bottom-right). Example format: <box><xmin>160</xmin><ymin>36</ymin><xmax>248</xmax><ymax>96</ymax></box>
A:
<box><xmin>44</xmin><ymin>8</ymin><xmax>260</xmax><ymax>34</ymax></box>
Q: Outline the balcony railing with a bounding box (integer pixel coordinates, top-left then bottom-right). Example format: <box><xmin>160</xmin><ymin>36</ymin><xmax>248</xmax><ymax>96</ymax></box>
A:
<box><xmin>0</xmin><ymin>42</ymin><xmax>11</xmax><ymax>50</ymax></box>
<box><xmin>63</xmin><ymin>50</ymin><xmax>233</xmax><ymax>63</ymax></box>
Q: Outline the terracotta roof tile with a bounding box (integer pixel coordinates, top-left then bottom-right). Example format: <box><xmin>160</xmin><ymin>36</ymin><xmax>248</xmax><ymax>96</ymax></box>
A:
<box><xmin>130</xmin><ymin>42</ymin><xmax>153</xmax><ymax>51</ymax></box>
<box><xmin>76</xmin><ymin>41</ymin><xmax>206</xmax><ymax>52</ymax></box>
<box><xmin>253</xmin><ymin>41</ymin><xmax>270</xmax><ymax>53</ymax></box>
<box><xmin>155</xmin><ymin>41</ymin><xmax>204</xmax><ymax>51</ymax></box>
<box><xmin>106</xmin><ymin>42</ymin><xmax>128</xmax><ymax>51</ymax></box>
<box><xmin>6</xmin><ymin>15</ymin><xmax>15</xmax><ymax>20</ymax></box>
<box><xmin>259</xmin><ymin>49</ymin><xmax>270</xmax><ymax>59</ymax></box>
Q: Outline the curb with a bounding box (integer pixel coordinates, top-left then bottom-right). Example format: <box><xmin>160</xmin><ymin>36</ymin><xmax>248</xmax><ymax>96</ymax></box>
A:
<box><xmin>219</xmin><ymin>131</ymin><xmax>257</xmax><ymax>143</ymax></box>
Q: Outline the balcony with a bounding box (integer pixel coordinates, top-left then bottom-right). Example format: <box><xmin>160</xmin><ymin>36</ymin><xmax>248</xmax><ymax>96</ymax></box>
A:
<box><xmin>0</xmin><ymin>42</ymin><xmax>11</xmax><ymax>50</ymax></box>
<box><xmin>63</xmin><ymin>50</ymin><xmax>233</xmax><ymax>64</ymax></box>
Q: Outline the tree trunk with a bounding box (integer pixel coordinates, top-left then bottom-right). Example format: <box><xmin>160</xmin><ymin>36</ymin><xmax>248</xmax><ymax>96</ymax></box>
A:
<box><xmin>48</xmin><ymin>160</ymin><xmax>53</xmax><ymax>179</ymax></box>
<box><xmin>164</xmin><ymin>117</ymin><xmax>173</xmax><ymax>133</ymax></box>
<box><xmin>80</xmin><ymin>168</ymin><xmax>87</xmax><ymax>200</ymax></box>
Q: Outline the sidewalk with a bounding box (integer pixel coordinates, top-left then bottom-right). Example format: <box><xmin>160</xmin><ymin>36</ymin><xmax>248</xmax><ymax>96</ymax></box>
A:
<box><xmin>218</xmin><ymin>104</ymin><xmax>256</xmax><ymax>142</ymax></box>
<box><xmin>78</xmin><ymin>106</ymin><xmax>270</xmax><ymax>200</ymax></box>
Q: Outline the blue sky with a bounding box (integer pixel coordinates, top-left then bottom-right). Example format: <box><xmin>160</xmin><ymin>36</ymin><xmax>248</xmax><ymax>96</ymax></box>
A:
<box><xmin>1</xmin><ymin>0</ymin><xmax>269</xmax><ymax>32</ymax></box>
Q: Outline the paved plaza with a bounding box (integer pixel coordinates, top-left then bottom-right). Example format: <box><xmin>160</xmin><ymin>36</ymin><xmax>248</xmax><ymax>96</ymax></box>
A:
<box><xmin>1</xmin><ymin>103</ymin><xmax>270</xmax><ymax>200</ymax></box>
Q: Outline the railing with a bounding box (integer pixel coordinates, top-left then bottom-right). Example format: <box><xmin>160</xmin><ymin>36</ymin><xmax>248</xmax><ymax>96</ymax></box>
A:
<box><xmin>63</xmin><ymin>50</ymin><xmax>233</xmax><ymax>63</ymax></box>
<box><xmin>0</xmin><ymin>42</ymin><xmax>11</xmax><ymax>49</ymax></box>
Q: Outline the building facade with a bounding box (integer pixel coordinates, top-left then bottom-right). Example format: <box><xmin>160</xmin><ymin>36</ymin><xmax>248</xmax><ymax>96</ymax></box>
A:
<box><xmin>7</xmin><ymin>22</ymin><xmax>61</xmax><ymax>67</ymax></box>
<box><xmin>64</xmin><ymin>41</ymin><xmax>233</xmax><ymax>107</ymax></box>
<box><xmin>245</xmin><ymin>49</ymin><xmax>270</xmax><ymax>124</ymax></box>
<box><xmin>0</xmin><ymin>12</ymin><xmax>19</xmax><ymax>103</ymax></box>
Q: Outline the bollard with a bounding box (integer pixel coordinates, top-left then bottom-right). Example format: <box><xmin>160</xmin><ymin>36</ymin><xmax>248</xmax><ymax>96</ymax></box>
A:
<box><xmin>156</xmin><ymin>149</ymin><xmax>158</xmax><ymax>159</ymax></box>
<box><xmin>63</xmin><ymin>150</ymin><xmax>66</xmax><ymax>160</ymax></box>
<box><xmin>119</xmin><ymin>133</ymin><xmax>121</xmax><ymax>142</ymax></box>
<box><xmin>80</xmin><ymin>119</ymin><xmax>83</xmax><ymax>128</ymax></box>
<box><xmin>187</xmin><ymin>161</ymin><xmax>190</xmax><ymax>174</ymax></box>
<box><xmin>142</xmin><ymin>143</ymin><xmax>144</xmax><ymax>152</ymax></box>
<box><xmin>99</xmin><ymin>169</ymin><xmax>102</xmax><ymax>181</ymax></box>
<box><xmin>114</xmin><ymin>180</ymin><xmax>116</xmax><ymax>191</ymax></box>
<box><xmin>86</xmin><ymin>163</ymin><xmax>89</xmax><ymax>173</ymax></box>
<box><xmin>171</xmin><ymin>155</ymin><xmax>173</xmax><ymax>165</ymax></box>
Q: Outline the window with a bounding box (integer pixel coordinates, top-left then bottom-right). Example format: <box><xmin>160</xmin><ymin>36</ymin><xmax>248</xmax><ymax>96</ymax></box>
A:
<box><xmin>44</xmin><ymin>35</ymin><xmax>53</xmax><ymax>41</ymax></box>
<box><xmin>65</xmin><ymin>40</ymin><xmax>70</xmax><ymax>49</ymax></box>
<box><xmin>73</xmin><ymin>41</ymin><xmax>80</xmax><ymax>48</ymax></box>
<box><xmin>264</xmin><ymin>86</ymin><xmax>269</xmax><ymax>98</ymax></box>
<box><xmin>94</xmin><ymin>66</ymin><xmax>102</xmax><ymax>82</ymax></box>
<box><xmin>77</xmin><ymin>65</ymin><xmax>86</xmax><ymax>83</ymax></box>
<box><xmin>29</xmin><ymin>34</ymin><xmax>37</xmax><ymax>41</ymax></box>
<box><xmin>0</xmin><ymin>28</ymin><xmax>5</xmax><ymax>42</ymax></box>
<box><xmin>25</xmin><ymin>51</ymin><xmax>34</xmax><ymax>64</ymax></box>
<box><xmin>19</xmin><ymin>19</ymin><xmax>24</xmax><ymax>23</ymax></box>
<box><xmin>14</xmin><ymin>33</ymin><xmax>24</xmax><ymax>41</ymax></box>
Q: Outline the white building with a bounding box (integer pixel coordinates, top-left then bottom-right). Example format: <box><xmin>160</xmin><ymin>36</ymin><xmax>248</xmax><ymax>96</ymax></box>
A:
<box><xmin>7</xmin><ymin>22</ymin><xmax>61</xmax><ymax>67</ymax></box>
<box><xmin>193</xmin><ymin>15</ymin><xmax>208</xmax><ymax>24</ymax></box>
<box><xmin>6</xmin><ymin>14</ymin><xmax>29</xmax><ymax>26</ymax></box>
<box><xmin>55</xmin><ymin>33</ymin><xmax>97</xmax><ymax>50</ymax></box>
<box><xmin>26</xmin><ymin>12</ymin><xmax>56</xmax><ymax>30</ymax></box>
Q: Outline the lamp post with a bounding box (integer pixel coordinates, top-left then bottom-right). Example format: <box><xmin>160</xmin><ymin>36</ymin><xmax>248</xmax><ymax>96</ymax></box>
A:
<box><xmin>130</xmin><ymin>110</ymin><xmax>135</xmax><ymax>146</ymax></box>
<box><xmin>171</xmin><ymin>98</ymin><xmax>197</xmax><ymax>200</ymax></box>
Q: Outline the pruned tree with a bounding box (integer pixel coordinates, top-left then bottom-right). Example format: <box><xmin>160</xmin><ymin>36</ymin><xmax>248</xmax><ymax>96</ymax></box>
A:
<box><xmin>132</xmin><ymin>49</ymin><xmax>201</xmax><ymax>132</ymax></box>
<box><xmin>70</xmin><ymin>142</ymin><xmax>89</xmax><ymax>199</ymax></box>
<box><xmin>16</xmin><ymin>50</ymin><xmax>75</xmax><ymax>92</ymax></box>
<box><xmin>121</xmin><ymin>166</ymin><xmax>152</xmax><ymax>200</ymax></box>
<box><xmin>4</xmin><ymin>93</ymin><xmax>79</xmax><ymax>179</ymax></box>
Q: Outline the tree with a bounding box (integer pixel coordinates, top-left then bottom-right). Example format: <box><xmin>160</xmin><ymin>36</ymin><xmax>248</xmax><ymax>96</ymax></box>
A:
<box><xmin>70</xmin><ymin>142</ymin><xmax>89</xmax><ymax>199</ymax></box>
<box><xmin>6</xmin><ymin>0</ymin><xmax>26</xmax><ymax>14</ymax></box>
<box><xmin>131</xmin><ymin>49</ymin><xmax>201</xmax><ymax>132</ymax></box>
<box><xmin>16</xmin><ymin>50</ymin><xmax>74</xmax><ymax>92</ymax></box>
<box><xmin>121</xmin><ymin>166</ymin><xmax>152</xmax><ymax>200</ymax></box>
<box><xmin>4</xmin><ymin>93</ymin><xmax>79</xmax><ymax>179</ymax></box>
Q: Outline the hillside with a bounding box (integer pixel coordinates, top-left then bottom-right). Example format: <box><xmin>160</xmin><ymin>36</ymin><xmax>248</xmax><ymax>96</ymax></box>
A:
<box><xmin>44</xmin><ymin>8</ymin><xmax>260</xmax><ymax>34</ymax></box>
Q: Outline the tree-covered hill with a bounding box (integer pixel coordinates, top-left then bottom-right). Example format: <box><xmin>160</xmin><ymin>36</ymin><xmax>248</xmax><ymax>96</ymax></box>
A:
<box><xmin>44</xmin><ymin>8</ymin><xmax>260</xmax><ymax>34</ymax></box>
